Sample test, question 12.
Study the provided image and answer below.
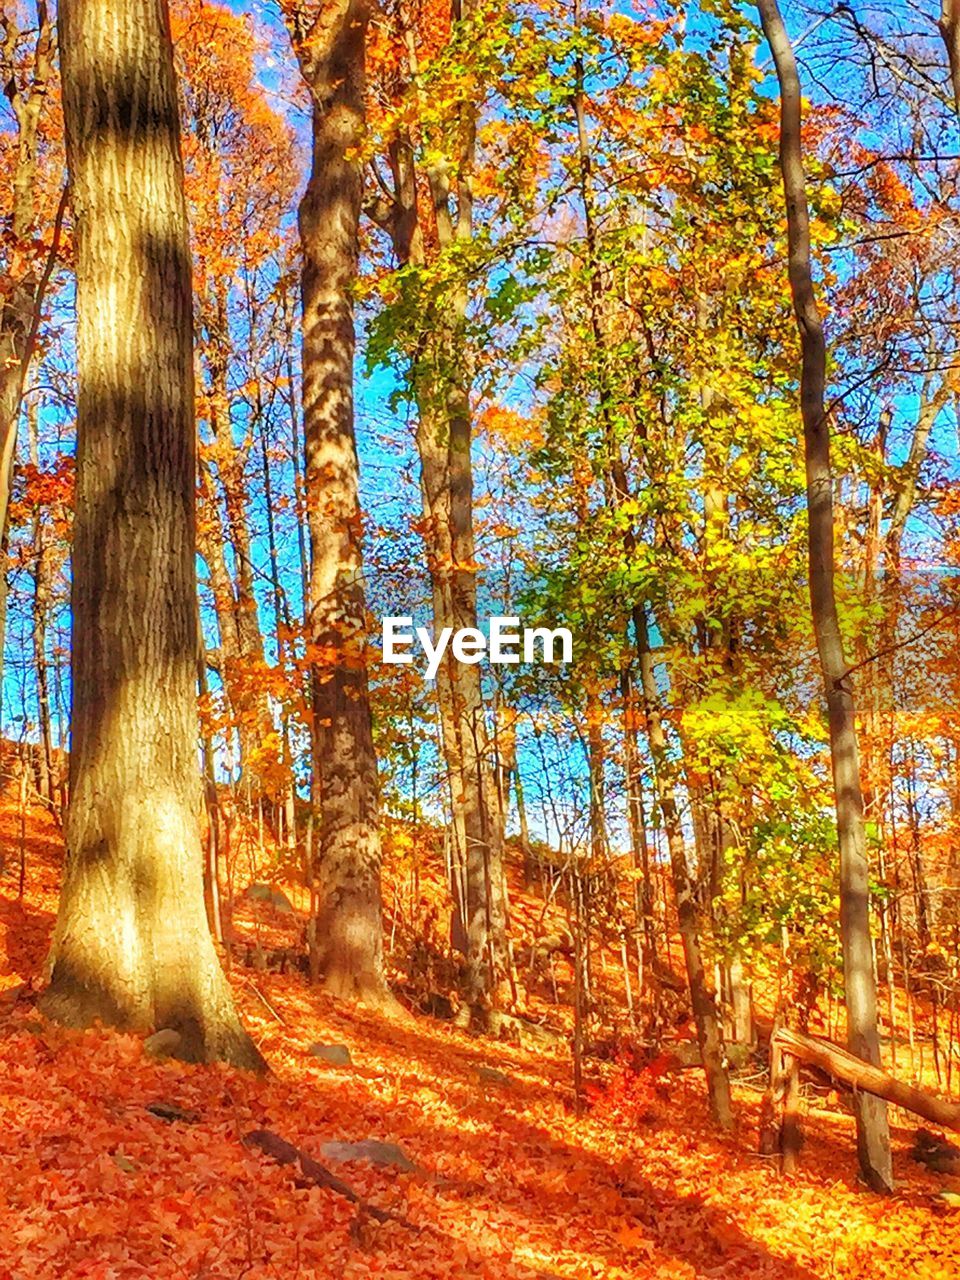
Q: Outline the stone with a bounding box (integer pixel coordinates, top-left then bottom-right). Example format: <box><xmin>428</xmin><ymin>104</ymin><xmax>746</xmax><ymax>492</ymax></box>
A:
<box><xmin>320</xmin><ymin>1139</ymin><xmax>416</xmax><ymax>1172</ymax></box>
<box><xmin>146</xmin><ymin>1101</ymin><xmax>199</xmax><ymax>1124</ymax></box>
<box><xmin>242</xmin><ymin>883</ymin><xmax>294</xmax><ymax>913</ymax></box>
<box><xmin>144</xmin><ymin>1028</ymin><xmax>182</xmax><ymax>1059</ymax></box>
<box><xmin>671</xmin><ymin>1039</ymin><xmax>703</xmax><ymax>1068</ymax></box>
<box><xmin>477</xmin><ymin>1065</ymin><xmax>512</xmax><ymax>1087</ymax></box>
<box><xmin>307</xmin><ymin>1042</ymin><xmax>352</xmax><ymax>1067</ymax></box>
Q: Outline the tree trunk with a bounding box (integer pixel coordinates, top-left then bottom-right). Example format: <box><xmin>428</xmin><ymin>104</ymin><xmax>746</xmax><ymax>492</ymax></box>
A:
<box><xmin>0</xmin><ymin>3</ymin><xmax>60</xmax><ymax>694</ymax></box>
<box><xmin>415</xmin><ymin>388</ymin><xmax>507</xmax><ymax>1001</ymax></box>
<box><xmin>29</xmin><ymin>508</ymin><xmax>54</xmax><ymax>805</ymax></box>
<box><xmin>287</xmin><ymin>0</ymin><xmax>390</xmax><ymax>1004</ymax></box>
<box><xmin>757</xmin><ymin>0</ymin><xmax>893</xmax><ymax>1191</ymax></box>
<box><xmin>760</xmin><ymin>1028</ymin><xmax>801</xmax><ymax>1174</ymax></box>
<box><xmin>362</xmin><ymin>0</ymin><xmax>508</xmax><ymax>1005</ymax></box>
<box><xmin>634</xmin><ymin>605</ymin><xmax>734</xmax><ymax>1130</ymax></box>
<box><xmin>40</xmin><ymin>0</ymin><xmax>262</xmax><ymax>1070</ymax></box>
<box><xmin>193</xmin><ymin>277</ymin><xmax>271</xmax><ymax>787</ymax></box>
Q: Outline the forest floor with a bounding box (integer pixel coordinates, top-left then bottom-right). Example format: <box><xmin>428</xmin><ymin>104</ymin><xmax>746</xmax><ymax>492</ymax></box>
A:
<box><xmin>1</xmin><ymin>797</ymin><xmax>959</xmax><ymax>1279</ymax></box>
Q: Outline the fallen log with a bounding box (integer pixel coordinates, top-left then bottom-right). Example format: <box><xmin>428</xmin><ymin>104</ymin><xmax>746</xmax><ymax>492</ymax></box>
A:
<box><xmin>773</xmin><ymin>1025</ymin><xmax>960</xmax><ymax>1133</ymax></box>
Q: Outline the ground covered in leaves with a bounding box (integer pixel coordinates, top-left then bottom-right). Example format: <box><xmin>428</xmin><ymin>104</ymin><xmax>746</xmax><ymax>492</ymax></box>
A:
<box><xmin>1</xmin><ymin>799</ymin><xmax>959</xmax><ymax>1279</ymax></box>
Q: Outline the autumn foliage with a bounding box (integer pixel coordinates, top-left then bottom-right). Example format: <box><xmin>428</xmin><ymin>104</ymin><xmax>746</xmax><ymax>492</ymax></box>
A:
<box><xmin>2</xmin><ymin>0</ymin><xmax>960</xmax><ymax>1272</ymax></box>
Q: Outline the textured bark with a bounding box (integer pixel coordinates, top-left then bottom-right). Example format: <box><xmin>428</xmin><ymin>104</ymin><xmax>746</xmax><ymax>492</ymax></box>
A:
<box><xmin>285</xmin><ymin>0</ymin><xmax>390</xmax><ymax>1003</ymax></box>
<box><xmin>757</xmin><ymin>0</ymin><xmax>893</xmax><ymax>1191</ymax></box>
<box><xmin>40</xmin><ymin>0</ymin><xmax>262</xmax><ymax>1070</ymax></box>
<box><xmin>760</xmin><ymin>1027</ymin><xmax>801</xmax><ymax>1175</ymax></box>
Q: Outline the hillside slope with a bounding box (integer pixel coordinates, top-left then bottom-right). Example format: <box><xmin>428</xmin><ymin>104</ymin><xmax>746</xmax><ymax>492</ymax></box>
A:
<box><xmin>1</xmin><ymin>799</ymin><xmax>958</xmax><ymax>1280</ymax></box>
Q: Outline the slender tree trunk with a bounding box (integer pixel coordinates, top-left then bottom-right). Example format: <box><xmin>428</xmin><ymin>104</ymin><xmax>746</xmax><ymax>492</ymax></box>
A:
<box><xmin>29</xmin><ymin>510</ymin><xmax>53</xmax><ymax>803</ymax></box>
<box><xmin>634</xmin><ymin>606</ymin><xmax>734</xmax><ymax>1129</ymax></box>
<box><xmin>197</xmin><ymin>621</ymin><xmax>224</xmax><ymax>945</ymax></box>
<box><xmin>195</xmin><ymin>308</ymin><xmax>272</xmax><ymax>783</ymax></box>
<box><xmin>620</xmin><ymin>668</ymin><xmax>656</xmax><ymax>967</ymax></box>
<box><xmin>363</xmin><ymin>0</ymin><xmax>508</xmax><ymax>1005</ymax></box>
<box><xmin>285</xmin><ymin>0</ymin><xmax>390</xmax><ymax>1003</ymax></box>
<box><xmin>757</xmin><ymin>0</ymin><xmax>892</xmax><ymax>1191</ymax></box>
<box><xmin>256</xmin><ymin>380</ymin><xmax>297</xmax><ymax>844</ymax></box>
<box><xmin>40</xmin><ymin>0</ymin><xmax>262</xmax><ymax>1070</ymax></box>
<box><xmin>0</xmin><ymin>3</ymin><xmax>60</xmax><ymax>692</ymax></box>
<box><xmin>571</xmin><ymin>7</ymin><xmax>728</xmax><ymax>1095</ymax></box>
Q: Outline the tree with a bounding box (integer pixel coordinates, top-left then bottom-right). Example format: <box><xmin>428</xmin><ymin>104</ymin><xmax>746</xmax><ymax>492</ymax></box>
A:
<box><xmin>40</xmin><ymin>0</ymin><xmax>263</xmax><ymax>1069</ymax></box>
<box><xmin>281</xmin><ymin>0</ymin><xmax>391</xmax><ymax>1004</ymax></box>
<box><xmin>0</xmin><ymin>1</ymin><xmax>62</xmax><ymax>694</ymax></box>
<box><xmin>756</xmin><ymin>0</ymin><xmax>893</xmax><ymax>1191</ymax></box>
<box><xmin>366</xmin><ymin>0</ymin><xmax>509</xmax><ymax>1006</ymax></box>
<box><xmin>174</xmin><ymin>0</ymin><xmax>297</xmax><ymax>795</ymax></box>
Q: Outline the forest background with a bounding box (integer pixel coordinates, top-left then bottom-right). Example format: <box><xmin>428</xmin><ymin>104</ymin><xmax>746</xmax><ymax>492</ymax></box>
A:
<box><xmin>2</xmin><ymin>0</ymin><xmax>960</xmax><ymax>1262</ymax></box>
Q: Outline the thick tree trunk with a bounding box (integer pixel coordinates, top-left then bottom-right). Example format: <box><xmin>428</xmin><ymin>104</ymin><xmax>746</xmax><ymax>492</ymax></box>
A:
<box><xmin>757</xmin><ymin>0</ymin><xmax>893</xmax><ymax>1192</ymax></box>
<box><xmin>289</xmin><ymin>0</ymin><xmax>390</xmax><ymax>1004</ymax></box>
<box><xmin>760</xmin><ymin>1027</ymin><xmax>801</xmax><ymax>1174</ymax></box>
<box><xmin>40</xmin><ymin>0</ymin><xmax>262</xmax><ymax>1070</ymax></box>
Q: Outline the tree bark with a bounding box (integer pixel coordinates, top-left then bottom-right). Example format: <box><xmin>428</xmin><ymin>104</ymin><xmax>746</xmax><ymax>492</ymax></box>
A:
<box><xmin>40</xmin><ymin>0</ymin><xmax>262</xmax><ymax>1070</ymax></box>
<box><xmin>415</xmin><ymin>388</ymin><xmax>507</xmax><ymax>1000</ymax></box>
<box><xmin>29</xmin><ymin>504</ymin><xmax>54</xmax><ymax>805</ymax></box>
<box><xmin>284</xmin><ymin>0</ymin><xmax>391</xmax><ymax>1003</ymax></box>
<box><xmin>757</xmin><ymin>0</ymin><xmax>893</xmax><ymax>1191</ymax></box>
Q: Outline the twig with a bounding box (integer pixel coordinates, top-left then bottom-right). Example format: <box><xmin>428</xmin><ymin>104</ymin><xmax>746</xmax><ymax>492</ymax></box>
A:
<box><xmin>242</xmin><ymin>978</ymin><xmax>286</xmax><ymax>1024</ymax></box>
<box><xmin>837</xmin><ymin>607</ymin><xmax>957</xmax><ymax>687</ymax></box>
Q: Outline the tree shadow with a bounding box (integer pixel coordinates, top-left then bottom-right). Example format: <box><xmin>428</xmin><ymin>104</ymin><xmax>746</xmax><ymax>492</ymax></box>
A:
<box><xmin>248</xmin><ymin>989</ymin><xmax>840</xmax><ymax>1278</ymax></box>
